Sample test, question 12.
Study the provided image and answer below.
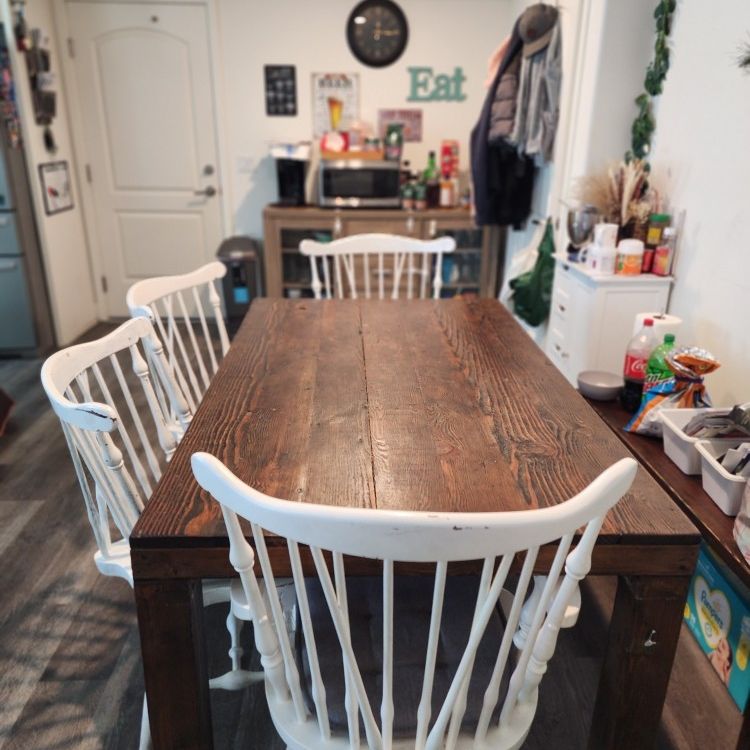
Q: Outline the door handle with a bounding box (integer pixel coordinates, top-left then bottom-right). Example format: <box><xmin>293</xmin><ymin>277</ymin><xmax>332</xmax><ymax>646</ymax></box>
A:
<box><xmin>194</xmin><ymin>186</ymin><xmax>217</xmax><ymax>197</ymax></box>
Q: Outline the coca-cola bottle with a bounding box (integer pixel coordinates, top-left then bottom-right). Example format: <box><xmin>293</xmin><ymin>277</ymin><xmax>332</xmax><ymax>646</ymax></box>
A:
<box><xmin>620</xmin><ymin>318</ymin><xmax>656</xmax><ymax>413</ymax></box>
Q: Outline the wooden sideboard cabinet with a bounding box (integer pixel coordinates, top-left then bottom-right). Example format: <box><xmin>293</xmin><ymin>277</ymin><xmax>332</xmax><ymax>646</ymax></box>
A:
<box><xmin>262</xmin><ymin>205</ymin><xmax>505</xmax><ymax>298</ymax></box>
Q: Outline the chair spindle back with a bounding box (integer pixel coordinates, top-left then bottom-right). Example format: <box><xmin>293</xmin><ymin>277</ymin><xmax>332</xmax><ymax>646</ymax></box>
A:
<box><xmin>192</xmin><ymin>452</ymin><xmax>637</xmax><ymax>749</ymax></box>
<box><xmin>300</xmin><ymin>234</ymin><xmax>456</xmax><ymax>301</ymax></box>
<box><xmin>126</xmin><ymin>261</ymin><xmax>230</xmax><ymax>413</ymax></box>
<box><xmin>41</xmin><ymin>318</ymin><xmax>192</xmax><ymax>565</ymax></box>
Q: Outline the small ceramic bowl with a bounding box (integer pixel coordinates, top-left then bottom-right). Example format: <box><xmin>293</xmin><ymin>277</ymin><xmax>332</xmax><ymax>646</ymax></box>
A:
<box><xmin>577</xmin><ymin>370</ymin><xmax>624</xmax><ymax>401</ymax></box>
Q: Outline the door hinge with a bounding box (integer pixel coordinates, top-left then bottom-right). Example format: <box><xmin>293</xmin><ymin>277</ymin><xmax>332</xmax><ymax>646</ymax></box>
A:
<box><xmin>67</xmin><ymin>37</ymin><xmax>75</xmax><ymax>58</ymax></box>
<box><xmin>101</xmin><ymin>275</ymin><xmax>108</xmax><ymax>294</ymax></box>
<box><xmin>85</xmin><ymin>164</ymin><xmax>93</xmax><ymax>183</ymax></box>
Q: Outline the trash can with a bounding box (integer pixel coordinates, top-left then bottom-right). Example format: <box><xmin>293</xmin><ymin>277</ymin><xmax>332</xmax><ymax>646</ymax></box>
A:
<box><xmin>216</xmin><ymin>236</ymin><xmax>264</xmax><ymax>321</ymax></box>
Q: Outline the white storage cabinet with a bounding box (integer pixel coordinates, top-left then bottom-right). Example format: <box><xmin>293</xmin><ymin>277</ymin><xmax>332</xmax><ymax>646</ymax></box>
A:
<box><xmin>545</xmin><ymin>256</ymin><xmax>672</xmax><ymax>385</ymax></box>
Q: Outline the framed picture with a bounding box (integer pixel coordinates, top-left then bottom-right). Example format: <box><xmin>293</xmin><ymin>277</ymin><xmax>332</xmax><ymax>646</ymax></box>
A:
<box><xmin>377</xmin><ymin>108</ymin><xmax>423</xmax><ymax>142</ymax></box>
<box><xmin>264</xmin><ymin>65</ymin><xmax>297</xmax><ymax>116</ymax></box>
<box><xmin>312</xmin><ymin>73</ymin><xmax>359</xmax><ymax>137</ymax></box>
<box><xmin>38</xmin><ymin>160</ymin><xmax>73</xmax><ymax>215</ymax></box>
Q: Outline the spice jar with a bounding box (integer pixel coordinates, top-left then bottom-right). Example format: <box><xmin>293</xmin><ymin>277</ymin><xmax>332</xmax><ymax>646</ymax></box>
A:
<box><xmin>646</xmin><ymin>213</ymin><xmax>671</xmax><ymax>247</ymax></box>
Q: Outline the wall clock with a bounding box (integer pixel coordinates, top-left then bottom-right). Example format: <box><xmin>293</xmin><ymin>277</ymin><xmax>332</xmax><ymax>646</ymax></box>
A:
<box><xmin>346</xmin><ymin>0</ymin><xmax>409</xmax><ymax>68</ymax></box>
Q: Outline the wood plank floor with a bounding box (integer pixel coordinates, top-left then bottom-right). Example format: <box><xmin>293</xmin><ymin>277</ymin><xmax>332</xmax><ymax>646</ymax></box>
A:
<box><xmin>0</xmin><ymin>323</ymin><xmax>743</xmax><ymax>749</ymax></box>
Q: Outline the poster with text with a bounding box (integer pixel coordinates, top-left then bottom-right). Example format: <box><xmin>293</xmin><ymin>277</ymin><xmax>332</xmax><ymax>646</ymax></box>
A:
<box><xmin>312</xmin><ymin>73</ymin><xmax>359</xmax><ymax>137</ymax></box>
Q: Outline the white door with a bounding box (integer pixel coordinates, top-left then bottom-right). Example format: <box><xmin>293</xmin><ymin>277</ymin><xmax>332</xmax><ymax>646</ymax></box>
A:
<box><xmin>66</xmin><ymin>1</ymin><xmax>223</xmax><ymax>316</ymax></box>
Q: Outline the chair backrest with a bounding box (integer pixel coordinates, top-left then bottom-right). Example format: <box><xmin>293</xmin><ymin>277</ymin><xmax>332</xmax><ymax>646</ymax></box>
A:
<box><xmin>299</xmin><ymin>233</ymin><xmax>455</xmax><ymax>300</ymax></box>
<box><xmin>126</xmin><ymin>261</ymin><xmax>230</xmax><ymax>413</ymax></box>
<box><xmin>41</xmin><ymin>318</ymin><xmax>192</xmax><ymax>562</ymax></box>
<box><xmin>192</xmin><ymin>452</ymin><xmax>637</xmax><ymax>749</ymax></box>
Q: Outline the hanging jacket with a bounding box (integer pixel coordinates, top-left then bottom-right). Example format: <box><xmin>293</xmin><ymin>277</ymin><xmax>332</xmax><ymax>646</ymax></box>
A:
<box><xmin>509</xmin><ymin>19</ymin><xmax>562</xmax><ymax>161</ymax></box>
<box><xmin>488</xmin><ymin>45</ymin><xmax>521</xmax><ymax>141</ymax></box>
<box><xmin>470</xmin><ymin>20</ymin><xmax>535</xmax><ymax>228</ymax></box>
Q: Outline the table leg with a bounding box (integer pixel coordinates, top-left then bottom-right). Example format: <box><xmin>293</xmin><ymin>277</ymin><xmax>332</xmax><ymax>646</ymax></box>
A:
<box><xmin>588</xmin><ymin>573</ymin><xmax>691</xmax><ymax>750</ymax></box>
<box><xmin>134</xmin><ymin>578</ymin><xmax>213</xmax><ymax>749</ymax></box>
<box><xmin>738</xmin><ymin>708</ymin><xmax>750</xmax><ymax>750</ymax></box>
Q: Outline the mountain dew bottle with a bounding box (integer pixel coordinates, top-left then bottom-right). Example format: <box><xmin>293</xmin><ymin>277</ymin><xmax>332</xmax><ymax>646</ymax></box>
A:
<box><xmin>644</xmin><ymin>333</ymin><xmax>676</xmax><ymax>392</ymax></box>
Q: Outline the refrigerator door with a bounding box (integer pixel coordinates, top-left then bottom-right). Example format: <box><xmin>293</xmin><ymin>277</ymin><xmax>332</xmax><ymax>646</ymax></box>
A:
<box><xmin>0</xmin><ymin>151</ymin><xmax>12</xmax><ymax>210</ymax></box>
<box><xmin>0</xmin><ymin>212</ymin><xmax>22</xmax><ymax>254</ymax></box>
<box><xmin>0</xmin><ymin>255</ymin><xmax>36</xmax><ymax>349</ymax></box>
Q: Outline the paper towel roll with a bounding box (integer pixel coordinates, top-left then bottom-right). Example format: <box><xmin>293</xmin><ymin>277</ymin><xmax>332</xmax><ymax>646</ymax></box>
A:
<box><xmin>633</xmin><ymin>312</ymin><xmax>682</xmax><ymax>338</ymax></box>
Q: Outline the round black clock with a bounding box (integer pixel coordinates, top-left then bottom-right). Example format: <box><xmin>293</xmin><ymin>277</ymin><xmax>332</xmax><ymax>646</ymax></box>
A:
<box><xmin>346</xmin><ymin>0</ymin><xmax>409</xmax><ymax>68</ymax></box>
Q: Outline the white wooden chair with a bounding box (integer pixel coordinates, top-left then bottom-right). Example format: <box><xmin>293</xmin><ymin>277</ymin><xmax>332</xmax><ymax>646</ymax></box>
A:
<box><xmin>192</xmin><ymin>451</ymin><xmax>637</xmax><ymax>750</ymax></box>
<box><xmin>299</xmin><ymin>234</ymin><xmax>456</xmax><ymax>300</ymax></box>
<box><xmin>40</xmin><ymin>318</ymin><xmax>259</xmax><ymax>750</ymax></box>
<box><xmin>126</xmin><ymin>261</ymin><xmax>230</xmax><ymax>414</ymax></box>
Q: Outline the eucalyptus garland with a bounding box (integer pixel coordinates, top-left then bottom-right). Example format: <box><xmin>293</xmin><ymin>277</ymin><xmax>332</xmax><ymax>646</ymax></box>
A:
<box><xmin>627</xmin><ymin>0</ymin><xmax>676</xmax><ymax>161</ymax></box>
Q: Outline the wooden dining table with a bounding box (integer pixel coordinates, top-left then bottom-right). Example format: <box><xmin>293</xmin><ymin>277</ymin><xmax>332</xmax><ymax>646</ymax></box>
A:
<box><xmin>131</xmin><ymin>298</ymin><xmax>699</xmax><ymax>750</ymax></box>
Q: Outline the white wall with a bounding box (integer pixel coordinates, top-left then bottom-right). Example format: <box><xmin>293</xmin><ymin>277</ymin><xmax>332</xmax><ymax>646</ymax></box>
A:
<box><xmin>1</xmin><ymin>0</ymin><xmax>97</xmax><ymax>345</ymax></box>
<box><xmin>649</xmin><ymin>0</ymin><xmax>750</xmax><ymax>405</ymax></box>
<box><xmin>215</xmin><ymin>0</ymin><xmax>514</xmax><ymax>237</ymax></box>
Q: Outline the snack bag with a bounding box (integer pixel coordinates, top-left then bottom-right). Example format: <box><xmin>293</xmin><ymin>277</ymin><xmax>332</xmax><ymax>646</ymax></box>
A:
<box><xmin>625</xmin><ymin>346</ymin><xmax>720</xmax><ymax>436</ymax></box>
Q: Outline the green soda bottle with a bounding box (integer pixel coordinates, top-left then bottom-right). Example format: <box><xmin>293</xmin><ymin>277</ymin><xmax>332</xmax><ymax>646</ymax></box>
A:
<box><xmin>644</xmin><ymin>333</ymin><xmax>676</xmax><ymax>392</ymax></box>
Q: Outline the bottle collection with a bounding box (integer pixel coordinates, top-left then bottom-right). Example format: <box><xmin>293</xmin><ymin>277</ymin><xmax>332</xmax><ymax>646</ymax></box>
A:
<box><xmin>621</xmin><ymin>318</ymin><xmax>679</xmax><ymax>413</ymax></box>
<box><xmin>580</xmin><ymin>213</ymin><xmax>678</xmax><ymax>278</ymax></box>
<box><xmin>395</xmin><ymin>140</ymin><xmax>466</xmax><ymax>210</ymax></box>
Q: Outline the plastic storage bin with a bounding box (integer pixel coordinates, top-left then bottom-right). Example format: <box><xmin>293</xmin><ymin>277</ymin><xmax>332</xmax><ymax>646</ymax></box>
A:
<box><xmin>695</xmin><ymin>440</ymin><xmax>750</xmax><ymax>516</ymax></box>
<box><xmin>661</xmin><ymin>408</ymin><xmax>740</xmax><ymax>475</ymax></box>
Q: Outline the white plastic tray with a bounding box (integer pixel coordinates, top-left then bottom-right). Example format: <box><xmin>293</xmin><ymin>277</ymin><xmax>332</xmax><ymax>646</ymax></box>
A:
<box><xmin>695</xmin><ymin>440</ymin><xmax>750</xmax><ymax>516</ymax></box>
<box><xmin>661</xmin><ymin>408</ymin><xmax>740</xmax><ymax>475</ymax></box>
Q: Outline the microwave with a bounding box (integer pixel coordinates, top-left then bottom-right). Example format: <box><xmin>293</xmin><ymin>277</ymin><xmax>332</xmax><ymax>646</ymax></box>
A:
<box><xmin>318</xmin><ymin>160</ymin><xmax>401</xmax><ymax>208</ymax></box>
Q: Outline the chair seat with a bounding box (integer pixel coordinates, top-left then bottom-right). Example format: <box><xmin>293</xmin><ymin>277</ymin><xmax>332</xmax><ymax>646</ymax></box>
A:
<box><xmin>296</xmin><ymin>576</ymin><xmax>510</xmax><ymax>738</ymax></box>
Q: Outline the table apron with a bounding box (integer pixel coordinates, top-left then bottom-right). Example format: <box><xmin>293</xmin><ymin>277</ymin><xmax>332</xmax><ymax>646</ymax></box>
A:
<box><xmin>131</xmin><ymin>541</ymin><xmax>700</xmax><ymax>581</ymax></box>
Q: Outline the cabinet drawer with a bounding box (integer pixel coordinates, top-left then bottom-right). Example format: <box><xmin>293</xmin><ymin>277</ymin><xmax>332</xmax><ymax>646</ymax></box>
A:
<box><xmin>547</xmin><ymin>329</ymin><xmax>571</xmax><ymax>374</ymax></box>
<box><xmin>552</xmin><ymin>261</ymin><xmax>578</xmax><ymax>298</ymax></box>
<box><xmin>345</xmin><ymin>217</ymin><xmax>418</xmax><ymax>237</ymax></box>
<box><xmin>550</xmin><ymin>284</ymin><xmax>572</xmax><ymax>320</ymax></box>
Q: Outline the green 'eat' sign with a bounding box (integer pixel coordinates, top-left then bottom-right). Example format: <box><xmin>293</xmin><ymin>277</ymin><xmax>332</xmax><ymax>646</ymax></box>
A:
<box><xmin>407</xmin><ymin>67</ymin><xmax>466</xmax><ymax>102</ymax></box>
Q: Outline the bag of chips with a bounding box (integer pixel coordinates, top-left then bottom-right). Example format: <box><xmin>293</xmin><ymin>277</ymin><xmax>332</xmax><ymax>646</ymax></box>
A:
<box><xmin>625</xmin><ymin>346</ymin><xmax>720</xmax><ymax>437</ymax></box>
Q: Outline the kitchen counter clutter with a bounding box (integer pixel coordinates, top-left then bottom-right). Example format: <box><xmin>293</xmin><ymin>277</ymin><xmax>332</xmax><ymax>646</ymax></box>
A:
<box><xmin>262</xmin><ymin>205</ymin><xmax>505</xmax><ymax>299</ymax></box>
<box><xmin>585</xmin><ymin>397</ymin><xmax>750</xmax><ymax>748</ymax></box>
<box><xmin>587</xmin><ymin>397</ymin><xmax>750</xmax><ymax>587</ymax></box>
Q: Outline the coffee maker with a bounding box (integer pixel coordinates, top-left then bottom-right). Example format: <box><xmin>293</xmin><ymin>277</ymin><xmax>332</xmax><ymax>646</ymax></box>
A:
<box><xmin>271</xmin><ymin>142</ymin><xmax>311</xmax><ymax>206</ymax></box>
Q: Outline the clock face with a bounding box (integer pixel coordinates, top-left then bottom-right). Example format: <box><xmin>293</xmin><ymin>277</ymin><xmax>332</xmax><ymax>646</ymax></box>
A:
<box><xmin>346</xmin><ymin>0</ymin><xmax>409</xmax><ymax>68</ymax></box>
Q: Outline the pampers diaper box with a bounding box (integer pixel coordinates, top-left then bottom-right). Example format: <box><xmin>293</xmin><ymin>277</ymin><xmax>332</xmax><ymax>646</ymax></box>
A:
<box><xmin>684</xmin><ymin>544</ymin><xmax>750</xmax><ymax>711</ymax></box>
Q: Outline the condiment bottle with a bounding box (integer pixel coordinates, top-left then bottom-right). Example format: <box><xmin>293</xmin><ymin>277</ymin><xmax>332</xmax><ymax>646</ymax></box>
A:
<box><xmin>652</xmin><ymin>227</ymin><xmax>676</xmax><ymax>276</ymax></box>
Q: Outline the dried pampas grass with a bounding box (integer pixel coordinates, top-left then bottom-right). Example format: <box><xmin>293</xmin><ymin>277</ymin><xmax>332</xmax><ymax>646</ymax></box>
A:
<box><xmin>573</xmin><ymin>160</ymin><xmax>655</xmax><ymax>226</ymax></box>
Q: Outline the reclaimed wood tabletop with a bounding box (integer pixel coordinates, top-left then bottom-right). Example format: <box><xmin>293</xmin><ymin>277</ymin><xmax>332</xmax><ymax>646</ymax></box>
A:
<box><xmin>131</xmin><ymin>298</ymin><xmax>699</xmax><ymax>750</ymax></box>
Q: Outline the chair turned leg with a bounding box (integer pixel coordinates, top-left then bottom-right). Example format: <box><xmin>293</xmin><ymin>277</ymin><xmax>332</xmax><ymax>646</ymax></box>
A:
<box><xmin>139</xmin><ymin>694</ymin><xmax>152</xmax><ymax>750</ymax></box>
<box><xmin>208</xmin><ymin>610</ymin><xmax>263</xmax><ymax>691</ymax></box>
<box><xmin>512</xmin><ymin>576</ymin><xmax>581</xmax><ymax>650</ymax></box>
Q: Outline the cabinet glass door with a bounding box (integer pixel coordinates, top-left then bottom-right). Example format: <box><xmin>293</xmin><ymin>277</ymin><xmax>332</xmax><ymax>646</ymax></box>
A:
<box><xmin>280</xmin><ymin>227</ymin><xmax>334</xmax><ymax>298</ymax></box>
<box><xmin>426</xmin><ymin>224</ymin><xmax>483</xmax><ymax>298</ymax></box>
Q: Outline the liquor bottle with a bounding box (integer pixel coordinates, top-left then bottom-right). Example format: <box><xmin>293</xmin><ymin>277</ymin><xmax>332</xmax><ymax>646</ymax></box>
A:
<box><xmin>384</xmin><ymin>123</ymin><xmax>404</xmax><ymax>162</ymax></box>
<box><xmin>439</xmin><ymin>167</ymin><xmax>455</xmax><ymax>208</ymax></box>
<box><xmin>423</xmin><ymin>151</ymin><xmax>440</xmax><ymax>208</ymax></box>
